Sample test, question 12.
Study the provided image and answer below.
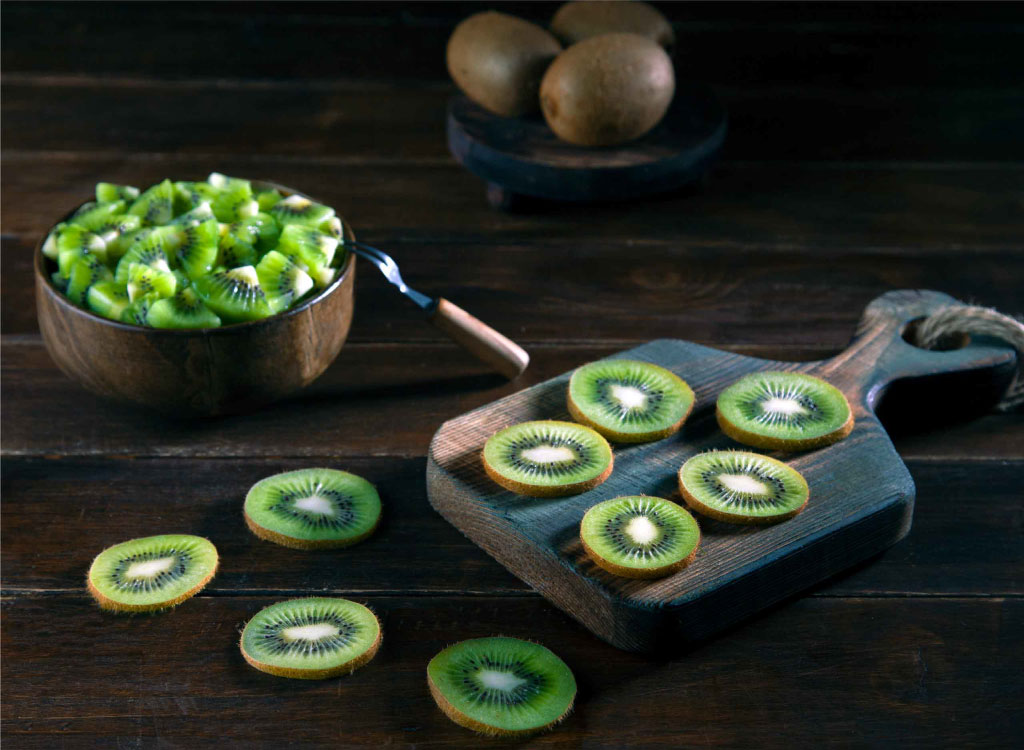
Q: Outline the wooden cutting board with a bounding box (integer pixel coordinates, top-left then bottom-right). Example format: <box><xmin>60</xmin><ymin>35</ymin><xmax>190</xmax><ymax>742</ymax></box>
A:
<box><xmin>426</xmin><ymin>290</ymin><xmax>1016</xmax><ymax>653</ymax></box>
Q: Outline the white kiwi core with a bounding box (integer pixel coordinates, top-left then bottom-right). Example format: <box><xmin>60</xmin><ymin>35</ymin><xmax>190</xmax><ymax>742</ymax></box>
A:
<box><xmin>125</xmin><ymin>557</ymin><xmax>176</xmax><ymax>579</ymax></box>
<box><xmin>522</xmin><ymin>445</ymin><xmax>576</xmax><ymax>464</ymax></box>
<box><xmin>294</xmin><ymin>494</ymin><xmax>335</xmax><ymax>515</ymax></box>
<box><xmin>282</xmin><ymin>623</ymin><xmax>340</xmax><ymax>642</ymax></box>
<box><xmin>477</xmin><ymin>669</ymin><xmax>526</xmax><ymax>692</ymax></box>
<box><xmin>610</xmin><ymin>384</ymin><xmax>647</xmax><ymax>410</ymax></box>
<box><xmin>625</xmin><ymin>516</ymin><xmax>659</xmax><ymax>544</ymax></box>
<box><xmin>762</xmin><ymin>397</ymin><xmax>808</xmax><ymax>416</ymax></box>
<box><xmin>719</xmin><ymin>474</ymin><xmax>769</xmax><ymax>495</ymax></box>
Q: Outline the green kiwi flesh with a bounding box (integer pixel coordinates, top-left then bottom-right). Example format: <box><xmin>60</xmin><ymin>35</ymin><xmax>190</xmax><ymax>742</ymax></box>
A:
<box><xmin>482</xmin><ymin>420</ymin><xmax>613</xmax><ymax>497</ymax></box>
<box><xmin>192</xmin><ymin>265</ymin><xmax>273</xmax><ymax>322</ymax></box>
<box><xmin>256</xmin><ymin>250</ymin><xmax>315</xmax><ymax>313</ymax></box>
<box><xmin>87</xmin><ymin>280</ymin><xmax>131</xmax><ymax>321</ymax></box>
<box><xmin>679</xmin><ymin>450</ymin><xmax>809</xmax><ymax>524</ymax></box>
<box><xmin>244</xmin><ymin>468</ymin><xmax>382</xmax><ymax>549</ymax></box>
<box><xmin>86</xmin><ymin>534</ymin><xmax>218</xmax><ymax>612</ymax></box>
<box><xmin>568</xmin><ymin>359</ymin><xmax>695</xmax><ymax>442</ymax></box>
<box><xmin>427</xmin><ymin>637</ymin><xmax>576</xmax><ymax>736</ymax></box>
<box><xmin>716</xmin><ymin>371</ymin><xmax>854</xmax><ymax>450</ymax></box>
<box><xmin>580</xmin><ymin>496</ymin><xmax>700</xmax><ymax>578</ymax></box>
<box><xmin>146</xmin><ymin>286</ymin><xmax>222</xmax><ymax>329</ymax></box>
<box><xmin>240</xmin><ymin>597</ymin><xmax>381</xmax><ymax>679</ymax></box>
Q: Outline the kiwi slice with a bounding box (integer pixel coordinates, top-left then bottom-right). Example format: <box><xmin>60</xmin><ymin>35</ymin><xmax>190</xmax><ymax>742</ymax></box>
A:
<box><xmin>427</xmin><ymin>636</ymin><xmax>576</xmax><ymax>737</ymax></box>
<box><xmin>86</xmin><ymin>534</ymin><xmax>218</xmax><ymax>612</ymax></box>
<box><xmin>114</xmin><ymin>226</ymin><xmax>177</xmax><ymax>283</ymax></box>
<box><xmin>568</xmin><ymin>359</ymin><xmax>695</xmax><ymax>443</ymax></box>
<box><xmin>716</xmin><ymin>371</ymin><xmax>854</xmax><ymax>450</ymax></box>
<box><xmin>216</xmin><ymin>233</ymin><xmax>259</xmax><ymax>268</ymax></box>
<box><xmin>146</xmin><ymin>286</ymin><xmax>221</xmax><ymax>329</ymax></box>
<box><xmin>169</xmin><ymin>201</ymin><xmax>216</xmax><ymax>228</ymax></box>
<box><xmin>65</xmin><ymin>254</ymin><xmax>113</xmax><ymax>306</ymax></box>
<box><xmin>96</xmin><ymin>182</ymin><xmax>140</xmax><ymax>204</ymax></box>
<box><xmin>240</xmin><ymin>597</ymin><xmax>382</xmax><ymax>679</ymax></box>
<box><xmin>270</xmin><ymin>194</ymin><xmax>335</xmax><ymax>228</ymax></box>
<box><xmin>206</xmin><ymin>172</ymin><xmax>259</xmax><ymax>222</ymax></box>
<box><xmin>255</xmin><ymin>187</ymin><xmax>283</xmax><ymax>212</ymax></box>
<box><xmin>256</xmin><ymin>250</ymin><xmax>315</xmax><ymax>313</ymax></box>
<box><xmin>678</xmin><ymin>450</ymin><xmax>809</xmax><ymax>524</ymax></box>
<box><xmin>128</xmin><ymin>178</ymin><xmax>175</xmax><ymax>225</ymax></box>
<box><xmin>55</xmin><ymin>225</ymin><xmax>107</xmax><ymax>277</ymax></box>
<box><xmin>127</xmin><ymin>262</ymin><xmax>177</xmax><ymax>302</ymax></box>
<box><xmin>87</xmin><ymin>280</ymin><xmax>131</xmax><ymax>321</ymax></box>
<box><xmin>173</xmin><ymin>219</ymin><xmax>219</xmax><ymax>280</ymax></box>
<box><xmin>244</xmin><ymin>468</ymin><xmax>382</xmax><ymax>549</ymax></box>
<box><xmin>192</xmin><ymin>265</ymin><xmax>273</xmax><ymax>322</ymax></box>
<box><xmin>276</xmin><ymin>224</ymin><xmax>339</xmax><ymax>286</ymax></box>
<box><xmin>120</xmin><ymin>298</ymin><xmax>153</xmax><ymax>327</ymax></box>
<box><xmin>227</xmin><ymin>212</ymin><xmax>280</xmax><ymax>253</ymax></box>
<box><xmin>482</xmin><ymin>420</ymin><xmax>613</xmax><ymax>497</ymax></box>
<box><xmin>580</xmin><ymin>496</ymin><xmax>700</xmax><ymax>579</ymax></box>
<box><xmin>69</xmin><ymin>200</ymin><xmax>126</xmax><ymax>232</ymax></box>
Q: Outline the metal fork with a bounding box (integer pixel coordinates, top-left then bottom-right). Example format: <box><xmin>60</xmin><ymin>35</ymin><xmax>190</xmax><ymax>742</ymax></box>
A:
<box><xmin>348</xmin><ymin>241</ymin><xmax>529</xmax><ymax>379</ymax></box>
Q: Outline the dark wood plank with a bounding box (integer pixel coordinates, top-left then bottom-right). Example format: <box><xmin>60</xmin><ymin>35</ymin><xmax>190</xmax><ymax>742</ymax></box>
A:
<box><xmin>5</xmin><ymin>157</ymin><xmax>1022</xmax><ymax>248</ymax></box>
<box><xmin>4</xmin><ymin>1</ymin><xmax>1023</xmax><ymax>88</ymax></box>
<box><xmin>3</xmin><ymin>339</ymin><xmax>1021</xmax><ymax>460</ymax></box>
<box><xmin>6</xmin><ymin>80</ymin><xmax>1021</xmax><ymax>162</ymax></box>
<box><xmin>2</xmin><ymin>595</ymin><xmax>1021</xmax><ymax>747</ymax></box>
<box><xmin>1</xmin><ymin>457</ymin><xmax>1020</xmax><ymax>598</ymax></box>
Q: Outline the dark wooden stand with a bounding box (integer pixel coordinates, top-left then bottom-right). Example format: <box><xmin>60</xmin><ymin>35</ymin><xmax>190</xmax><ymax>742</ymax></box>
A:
<box><xmin>447</xmin><ymin>82</ymin><xmax>727</xmax><ymax>209</ymax></box>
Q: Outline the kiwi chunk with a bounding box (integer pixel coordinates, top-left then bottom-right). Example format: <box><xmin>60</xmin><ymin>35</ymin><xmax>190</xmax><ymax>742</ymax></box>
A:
<box><xmin>127</xmin><ymin>262</ymin><xmax>177</xmax><ymax>302</ymax></box>
<box><xmin>114</xmin><ymin>226</ymin><xmax>177</xmax><ymax>282</ymax></box>
<box><xmin>86</xmin><ymin>534</ymin><xmax>218</xmax><ymax>612</ymax></box>
<box><xmin>256</xmin><ymin>250</ymin><xmax>315</xmax><ymax>313</ymax></box>
<box><xmin>580</xmin><ymin>496</ymin><xmax>700</xmax><ymax>578</ymax></box>
<box><xmin>244</xmin><ymin>468</ymin><xmax>381</xmax><ymax>549</ymax></box>
<box><xmin>65</xmin><ymin>254</ymin><xmax>113</xmax><ymax>306</ymax></box>
<box><xmin>482</xmin><ymin>420</ymin><xmax>613</xmax><ymax>497</ymax></box>
<box><xmin>427</xmin><ymin>637</ymin><xmax>576</xmax><ymax>737</ymax></box>
<box><xmin>717</xmin><ymin>371</ymin><xmax>853</xmax><ymax>450</ymax></box>
<box><xmin>270</xmin><ymin>194</ymin><xmax>335</xmax><ymax>228</ymax></box>
<box><xmin>276</xmin><ymin>224</ymin><xmax>339</xmax><ymax>286</ymax></box>
<box><xmin>146</xmin><ymin>286</ymin><xmax>221</xmax><ymax>329</ymax></box>
<box><xmin>173</xmin><ymin>219</ymin><xmax>220</xmax><ymax>280</ymax></box>
<box><xmin>87</xmin><ymin>280</ymin><xmax>131</xmax><ymax>321</ymax></box>
<box><xmin>568</xmin><ymin>359</ymin><xmax>695</xmax><ymax>443</ymax></box>
<box><xmin>207</xmin><ymin>176</ymin><xmax>259</xmax><ymax>222</ymax></box>
<box><xmin>96</xmin><ymin>182</ymin><xmax>140</xmax><ymax>204</ymax></box>
<box><xmin>240</xmin><ymin>597</ymin><xmax>381</xmax><ymax>679</ymax></box>
<box><xmin>679</xmin><ymin>450</ymin><xmax>809</xmax><ymax>524</ymax></box>
<box><xmin>55</xmin><ymin>225</ymin><xmax>107</xmax><ymax>277</ymax></box>
<box><xmin>69</xmin><ymin>200</ymin><xmax>127</xmax><ymax>232</ymax></box>
<box><xmin>192</xmin><ymin>265</ymin><xmax>273</xmax><ymax>322</ymax></box>
<box><xmin>255</xmin><ymin>188</ymin><xmax>283</xmax><ymax>212</ymax></box>
<box><xmin>128</xmin><ymin>178</ymin><xmax>175</xmax><ymax>225</ymax></box>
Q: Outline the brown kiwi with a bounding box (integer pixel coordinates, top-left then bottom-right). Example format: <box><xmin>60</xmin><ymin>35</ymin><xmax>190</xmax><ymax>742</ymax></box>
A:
<box><xmin>539</xmin><ymin>33</ymin><xmax>675</xmax><ymax>146</ymax></box>
<box><xmin>550</xmin><ymin>1</ymin><xmax>675</xmax><ymax>48</ymax></box>
<box><xmin>446</xmin><ymin>11</ymin><xmax>562</xmax><ymax>117</ymax></box>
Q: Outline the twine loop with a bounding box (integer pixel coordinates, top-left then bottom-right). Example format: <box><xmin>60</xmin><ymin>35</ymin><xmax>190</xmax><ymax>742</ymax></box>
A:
<box><xmin>910</xmin><ymin>303</ymin><xmax>1024</xmax><ymax>412</ymax></box>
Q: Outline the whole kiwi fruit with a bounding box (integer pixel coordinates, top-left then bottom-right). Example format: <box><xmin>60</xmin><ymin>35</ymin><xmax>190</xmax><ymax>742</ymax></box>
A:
<box><xmin>551</xmin><ymin>1</ymin><xmax>675</xmax><ymax>49</ymax></box>
<box><xmin>540</xmin><ymin>33</ymin><xmax>675</xmax><ymax>146</ymax></box>
<box><xmin>446</xmin><ymin>11</ymin><xmax>562</xmax><ymax>117</ymax></box>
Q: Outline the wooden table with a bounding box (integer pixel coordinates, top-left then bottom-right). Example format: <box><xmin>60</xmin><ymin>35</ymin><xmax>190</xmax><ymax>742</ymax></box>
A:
<box><xmin>2</xmin><ymin>2</ymin><xmax>1021</xmax><ymax>747</ymax></box>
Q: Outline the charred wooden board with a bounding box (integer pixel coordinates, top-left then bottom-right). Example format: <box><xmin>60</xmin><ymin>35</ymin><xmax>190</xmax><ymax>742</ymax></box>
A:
<box><xmin>427</xmin><ymin>290</ymin><xmax>1017</xmax><ymax>652</ymax></box>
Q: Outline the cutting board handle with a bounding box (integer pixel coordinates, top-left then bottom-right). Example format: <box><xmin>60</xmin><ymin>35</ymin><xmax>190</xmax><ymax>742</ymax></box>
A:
<box><xmin>824</xmin><ymin>290</ymin><xmax>1017</xmax><ymax>410</ymax></box>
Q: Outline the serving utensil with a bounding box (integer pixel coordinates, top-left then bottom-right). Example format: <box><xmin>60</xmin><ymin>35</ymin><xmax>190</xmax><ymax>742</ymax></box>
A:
<box><xmin>349</xmin><ymin>241</ymin><xmax>529</xmax><ymax>379</ymax></box>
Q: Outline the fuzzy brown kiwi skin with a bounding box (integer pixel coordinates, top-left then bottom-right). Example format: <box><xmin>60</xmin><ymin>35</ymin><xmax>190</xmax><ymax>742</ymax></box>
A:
<box><xmin>481</xmin><ymin>445</ymin><xmax>613</xmax><ymax>498</ymax></box>
<box><xmin>243</xmin><ymin>511</ymin><xmax>380</xmax><ymax>550</ymax></box>
<box><xmin>580</xmin><ymin>523</ymin><xmax>699</xmax><ymax>580</ymax></box>
<box><xmin>716</xmin><ymin>406</ymin><xmax>855</xmax><ymax>452</ymax></box>
<box><xmin>566</xmin><ymin>375</ymin><xmax>695</xmax><ymax>444</ymax></box>
<box><xmin>677</xmin><ymin>457</ymin><xmax>810</xmax><ymax>526</ymax></box>
<box><xmin>427</xmin><ymin>669</ymin><xmax>574</xmax><ymax>737</ymax></box>
<box><xmin>86</xmin><ymin>555</ymin><xmax>218</xmax><ymax>613</ymax></box>
<box><xmin>240</xmin><ymin>621</ymin><xmax>381</xmax><ymax>680</ymax></box>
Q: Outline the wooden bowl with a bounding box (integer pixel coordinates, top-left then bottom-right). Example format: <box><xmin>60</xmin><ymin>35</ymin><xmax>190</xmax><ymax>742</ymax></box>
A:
<box><xmin>34</xmin><ymin>181</ymin><xmax>356</xmax><ymax>417</ymax></box>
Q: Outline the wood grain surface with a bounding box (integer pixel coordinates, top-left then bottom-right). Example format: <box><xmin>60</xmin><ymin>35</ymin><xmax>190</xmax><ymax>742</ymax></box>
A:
<box><xmin>2</xmin><ymin>1</ymin><xmax>1022</xmax><ymax>746</ymax></box>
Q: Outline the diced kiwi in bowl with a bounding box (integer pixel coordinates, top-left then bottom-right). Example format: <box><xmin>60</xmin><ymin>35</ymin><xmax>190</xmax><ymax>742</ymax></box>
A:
<box><xmin>35</xmin><ymin>175</ymin><xmax>357</xmax><ymax>416</ymax></box>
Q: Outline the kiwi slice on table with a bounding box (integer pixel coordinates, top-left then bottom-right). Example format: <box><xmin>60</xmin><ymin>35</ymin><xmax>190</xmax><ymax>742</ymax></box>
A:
<box><xmin>96</xmin><ymin>182</ymin><xmax>140</xmax><ymax>204</ymax></box>
<box><xmin>244</xmin><ymin>468</ymin><xmax>382</xmax><ymax>549</ymax></box>
<box><xmin>240</xmin><ymin>597</ymin><xmax>381</xmax><ymax>679</ymax></box>
<box><xmin>256</xmin><ymin>250</ymin><xmax>315</xmax><ymax>313</ymax></box>
<box><xmin>678</xmin><ymin>450</ymin><xmax>809</xmax><ymax>524</ymax></box>
<box><xmin>716</xmin><ymin>371</ymin><xmax>854</xmax><ymax>450</ymax></box>
<box><xmin>427</xmin><ymin>636</ymin><xmax>576</xmax><ymax>737</ymax></box>
<box><xmin>146</xmin><ymin>286</ymin><xmax>222</xmax><ymax>329</ymax></box>
<box><xmin>87</xmin><ymin>280</ymin><xmax>131</xmax><ymax>321</ymax></box>
<box><xmin>482</xmin><ymin>420</ymin><xmax>613</xmax><ymax>497</ymax></box>
<box><xmin>128</xmin><ymin>178</ymin><xmax>175</xmax><ymax>225</ymax></box>
<box><xmin>568</xmin><ymin>359</ymin><xmax>695</xmax><ymax>443</ymax></box>
<box><xmin>192</xmin><ymin>265</ymin><xmax>273</xmax><ymax>322</ymax></box>
<box><xmin>86</xmin><ymin>534</ymin><xmax>218</xmax><ymax>612</ymax></box>
<box><xmin>580</xmin><ymin>496</ymin><xmax>700</xmax><ymax>579</ymax></box>
<box><xmin>270</xmin><ymin>194</ymin><xmax>336</xmax><ymax>228</ymax></box>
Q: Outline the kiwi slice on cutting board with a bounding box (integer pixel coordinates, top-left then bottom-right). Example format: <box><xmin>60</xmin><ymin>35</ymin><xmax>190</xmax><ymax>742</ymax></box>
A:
<box><xmin>716</xmin><ymin>371</ymin><xmax>854</xmax><ymax>451</ymax></box>
<box><xmin>568</xmin><ymin>359</ymin><xmax>695</xmax><ymax>443</ymax></box>
<box><xmin>244</xmin><ymin>468</ymin><xmax>382</xmax><ymax>550</ymax></box>
<box><xmin>86</xmin><ymin>534</ymin><xmax>218</xmax><ymax>612</ymax></box>
<box><xmin>482</xmin><ymin>420</ymin><xmax>613</xmax><ymax>497</ymax></box>
<box><xmin>580</xmin><ymin>495</ymin><xmax>700</xmax><ymax>579</ymax></box>
<box><xmin>427</xmin><ymin>636</ymin><xmax>576</xmax><ymax>737</ymax></box>
<box><xmin>240</xmin><ymin>597</ymin><xmax>381</xmax><ymax>679</ymax></box>
<box><xmin>679</xmin><ymin>450</ymin><xmax>809</xmax><ymax>525</ymax></box>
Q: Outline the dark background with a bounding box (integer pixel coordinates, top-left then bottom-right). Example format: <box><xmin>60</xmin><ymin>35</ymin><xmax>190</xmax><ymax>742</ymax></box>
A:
<box><xmin>2</xmin><ymin>2</ymin><xmax>1022</xmax><ymax>747</ymax></box>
